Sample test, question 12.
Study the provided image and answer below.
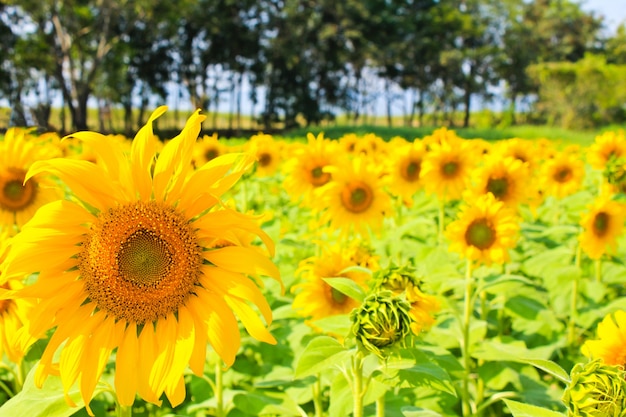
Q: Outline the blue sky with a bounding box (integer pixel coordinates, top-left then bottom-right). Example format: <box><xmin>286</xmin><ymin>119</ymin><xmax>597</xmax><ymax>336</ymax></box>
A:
<box><xmin>582</xmin><ymin>0</ymin><xmax>626</xmax><ymax>32</ymax></box>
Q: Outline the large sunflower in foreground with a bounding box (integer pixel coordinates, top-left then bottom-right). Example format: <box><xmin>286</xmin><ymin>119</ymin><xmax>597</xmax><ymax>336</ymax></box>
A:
<box><xmin>0</xmin><ymin>128</ymin><xmax>62</xmax><ymax>231</ymax></box>
<box><xmin>292</xmin><ymin>244</ymin><xmax>370</xmax><ymax>326</ymax></box>
<box><xmin>445</xmin><ymin>193</ymin><xmax>520</xmax><ymax>265</ymax></box>
<box><xmin>579</xmin><ymin>196</ymin><xmax>625</xmax><ymax>260</ymax></box>
<box><xmin>315</xmin><ymin>157</ymin><xmax>392</xmax><ymax>237</ymax></box>
<box><xmin>0</xmin><ymin>107</ymin><xmax>281</xmax><ymax>413</ymax></box>
<box><xmin>582</xmin><ymin>310</ymin><xmax>626</xmax><ymax>368</ymax></box>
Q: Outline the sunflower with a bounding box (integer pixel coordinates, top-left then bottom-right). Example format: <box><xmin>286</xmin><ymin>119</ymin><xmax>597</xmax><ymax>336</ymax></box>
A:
<box><xmin>282</xmin><ymin>132</ymin><xmax>341</xmax><ymax>206</ymax></box>
<box><xmin>386</xmin><ymin>140</ymin><xmax>426</xmax><ymax>205</ymax></box>
<box><xmin>494</xmin><ymin>138</ymin><xmax>541</xmax><ymax>173</ymax></box>
<box><xmin>420</xmin><ymin>135</ymin><xmax>475</xmax><ymax>201</ymax></box>
<box><xmin>540</xmin><ymin>151</ymin><xmax>585</xmax><ymax>199</ymax></box>
<box><xmin>445</xmin><ymin>192</ymin><xmax>520</xmax><ymax>266</ymax></box>
<box><xmin>0</xmin><ymin>127</ymin><xmax>62</xmax><ymax>231</ymax></box>
<box><xmin>314</xmin><ymin>156</ymin><xmax>392</xmax><ymax>237</ymax></box>
<box><xmin>0</xmin><ymin>232</ymin><xmax>35</xmax><ymax>364</ymax></box>
<box><xmin>587</xmin><ymin>130</ymin><xmax>626</xmax><ymax>170</ymax></box>
<box><xmin>292</xmin><ymin>244</ymin><xmax>370</xmax><ymax>325</ymax></box>
<box><xmin>246</xmin><ymin>133</ymin><xmax>282</xmax><ymax>177</ymax></box>
<box><xmin>582</xmin><ymin>310</ymin><xmax>626</xmax><ymax>368</ymax></box>
<box><xmin>192</xmin><ymin>132</ymin><xmax>224</xmax><ymax>168</ymax></box>
<box><xmin>467</xmin><ymin>156</ymin><xmax>530</xmax><ymax>208</ymax></box>
<box><xmin>0</xmin><ymin>107</ymin><xmax>281</xmax><ymax>413</ymax></box>
<box><xmin>578</xmin><ymin>196</ymin><xmax>625</xmax><ymax>259</ymax></box>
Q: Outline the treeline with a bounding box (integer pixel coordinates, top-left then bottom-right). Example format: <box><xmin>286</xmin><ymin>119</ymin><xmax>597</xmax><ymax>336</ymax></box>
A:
<box><xmin>0</xmin><ymin>0</ymin><xmax>625</xmax><ymax>134</ymax></box>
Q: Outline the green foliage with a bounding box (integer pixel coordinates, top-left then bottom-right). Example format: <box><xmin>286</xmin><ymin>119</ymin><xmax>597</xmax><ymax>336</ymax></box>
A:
<box><xmin>528</xmin><ymin>54</ymin><xmax>626</xmax><ymax>128</ymax></box>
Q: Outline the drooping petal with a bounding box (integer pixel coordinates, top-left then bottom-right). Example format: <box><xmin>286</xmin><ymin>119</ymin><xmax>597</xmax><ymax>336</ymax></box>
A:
<box><xmin>150</xmin><ymin>314</ymin><xmax>178</xmax><ymax>397</ymax></box>
<box><xmin>224</xmin><ymin>295</ymin><xmax>276</xmax><ymax>345</ymax></box>
<box><xmin>136</xmin><ymin>324</ymin><xmax>162</xmax><ymax>406</ymax></box>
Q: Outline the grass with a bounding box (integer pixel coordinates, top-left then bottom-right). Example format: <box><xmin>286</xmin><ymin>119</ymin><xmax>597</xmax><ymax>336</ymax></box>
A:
<box><xmin>2</xmin><ymin>106</ymin><xmax>625</xmax><ymax>147</ymax></box>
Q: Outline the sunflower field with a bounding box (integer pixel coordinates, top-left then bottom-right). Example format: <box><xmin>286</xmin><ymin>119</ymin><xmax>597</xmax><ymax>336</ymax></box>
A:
<box><xmin>0</xmin><ymin>107</ymin><xmax>626</xmax><ymax>417</ymax></box>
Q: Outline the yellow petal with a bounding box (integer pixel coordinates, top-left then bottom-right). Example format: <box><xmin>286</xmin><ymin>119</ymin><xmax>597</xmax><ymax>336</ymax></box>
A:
<box><xmin>153</xmin><ymin>110</ymin><xmax>205</xmax><ymax>201</ymax></box>
<box><xmin>150</xmin><ymin>314</ymin><xmax>177</xmax><ymax>396</ymax></box>
<box><xmin>162</xmin><ymin>307</ymin><xmax>194</xmax><ymax>399</ymax></box>
<box><xmin>164</xmin><ymin>376</ymin><xmax>186</xmax><ymax>408</ymax></box>
<box><xmin>186</xmin><ymin>301</ymin><xmax>209</xmax><ymax>376</ymax></box>
<box><xmin>224</xmin><ymin>295</ymin><xmax>276</xmax><ymax>345</ymax></box>
<box><xmin>137</xmin><ymin>324</ymin><xmax>162</xmax><ymax>406</ymax></box>
<box><xmin>204</xmin><ymin>246</ymin><xmax>280</xmax><ymax>285</ymax></box>
<box><xmin>201</xmin><ymin>267</ymin><xmax>272</xmax><ymax>325</ymax></box>
<box><xmin>26</xmin><ymin>159</ymin><xmax>123</xmax><ymax>210</ymax></box>
<box><xmin>65</xmin><ymin>131</ymin><xmax>130</xmax><ymax>185</ymax></box>
<box><xmin>131</xmin><ymin>106</ymin><xmax>167</xmax><ymax>200</ymax></box>
<box><xmin>80</xmin><ymin>315</ymin><xmax>117</xmax><ymax>415</ymax></box>
<box><xmin>115</xmin><ymin>322</ymin><xmax>139</xmax><ymax>407</ymax></box>
<box><xmin>19</xmin><ymin>200</ymin><xmax>93</xmax><ymax>231</ymax></box>
<box><xmin>187</xmin><ymin>291</ymin><xmax>240</xmax><ymax>367</ymax></box>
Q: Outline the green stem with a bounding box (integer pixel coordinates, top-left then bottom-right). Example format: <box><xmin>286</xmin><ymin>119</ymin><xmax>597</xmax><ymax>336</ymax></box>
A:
<box><xmin>438</xmin><ymin>197</ymin><xmax>446</xmax><ymax>245</ymax></box>
<box><xmin>352</xmin><ymin>352</ymin><xmax>365</xmax><ymax>417</ymax></box>
<box><xmin>461</xmin><ymin>259</ymin><xmax>474</xmax><ymax>417</ymax></box>
<box><xmin>216</xmin><ymin>360</ymin><xmax>225</xmax><ymax>417</ymax></box>
<box><xmin>116</xmin><ymin>405</ymin><xmax>132</xmax><ymax>417</ymax></box>
<box><xmin>312</xmin><ymin>374</ymin><xmax>324</xmax><ymax>417</ymax></box>
<box><xmin>376</xmin><ymin>394</ymin><xmax>385</xmax><ymax>417</ymax></box>
<box><xmin>569</xmin><ymin>244</ymin><xmax>582</xmax><ymax>346</ymax></box>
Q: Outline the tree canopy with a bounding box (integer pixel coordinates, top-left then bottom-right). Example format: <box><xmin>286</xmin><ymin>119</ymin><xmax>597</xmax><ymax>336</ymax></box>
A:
<box><xmin>1</xmin><ymin>0</ymin><xmax>622</xmax><ymax>132</ymax></box>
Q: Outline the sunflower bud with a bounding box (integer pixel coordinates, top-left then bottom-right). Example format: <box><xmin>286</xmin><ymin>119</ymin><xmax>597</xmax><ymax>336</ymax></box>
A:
<box><xmin>562</xmin><ymin>359</ymin><xmax>626</xmax><ymax>417</ymax></box>
<box><xmin>350</xmin><ymin>290</ymin><xmax>412</xmax><ymax>358</ymax></box>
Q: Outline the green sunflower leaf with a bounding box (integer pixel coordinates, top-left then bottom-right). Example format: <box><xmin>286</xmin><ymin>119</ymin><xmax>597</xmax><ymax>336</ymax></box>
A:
<box><xmin>503</xmin><ymin>399</ymin><xmax>566</xmax><ymax>417</ymax></box>
<box><xmin>0</xmin><ymin>362</ymin><xmax>106</xmax><ymax>417</ymax></box>
<box><xmin>294</xmin><ymin>336</ymin><xmax>352</xmax><ymax>379</ymax></box>
<box><xmin>322</xmin><ymin>277</ymin><xmax>367</xmax><ymax>303</ymax></box>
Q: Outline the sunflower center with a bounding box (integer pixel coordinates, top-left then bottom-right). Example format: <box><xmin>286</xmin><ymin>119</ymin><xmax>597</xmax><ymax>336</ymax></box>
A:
<box><xmin>80</xmin><ymin>201</ymin><xmax>202</xmax><ymax>324</ymax></box>
<box><xmin>258</xmin><ymin>152</ymin><xmax>272</xmax><ymax>167</ymax></box>
<box><xmin>553</xmin><ymin>167</ymin><xmax>572</xmax><ymax>183</ymax></box>
<box><xmin>0</xmin><ymin>168</ymin><xmax>37</xmax><ymax>212</ymax></box>
<box><xmin>465</xmin><ymin>218</ymin><xmax>496</xmax><ymax>250</ymax></box>
<box><xmin>441</xmin><ymin>161</ymin><xmax>459</xmax><ymax>178</ymax></box>
<box><xmin>205</xmin><ymin>148</ymin><xmax>219</xmax><ymax>161</ymax></box>
<box><xmin>118</xmin><ymin>229</ymin><xmax>172</xmax><ymax>286</ymax></box>
<box><xmin>593</xmin><ymin>212</ymin><xmax>610</xmax><ymax>237</ymax></box>
<box><xmin>310</xmin><ymin>166</ymin><xmax>331</xmax><ymax>186</ymax></box>
<box><xmin>341</xmin><ymin>182</ymin><xmax>374</xmax><ymax>213</ymax></box>
<box><xmin>401</xmin><ymin>159</ymin><xmax>421</xmax><ymax>182</ymax></box>
<box><xmin>487</xmin><ymin>177</ymin><xmax>509</xmax><ymax>200</ymax></box>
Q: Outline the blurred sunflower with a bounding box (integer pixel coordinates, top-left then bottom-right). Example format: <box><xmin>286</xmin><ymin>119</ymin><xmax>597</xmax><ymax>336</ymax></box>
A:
<box><xmin>192</xmin><ymin>132</ymin><xmax>224</xmax><ymax>167</ymax></box>
<box><xmin>587</xmin><ymin>130</ymin><xmax>626</xmax><ymax>170</ymax></box>
<box><xmin>467</xmin><ymin>156</ymin><xmax>530</xmax><ymax>208</ymax></box>
<box><xmin>420</xmin><ymin>135</ymin><xmax>474</xmax><ymax>201</ymax></box>
<box><xmin>540</xmin><ymin>151</ymin><xmax>585</xmax><ymax>199</ymax></box>
<box><xmin>247</xmin><ymin>133</ymin><xmax>282</xmax><ymax>177</ymax></box>
<box><xmin>1</xmin><ymin>107</ymin><xmax>281</xmax><ymax>413</ymax></box>
<box><xmin>579</xmin><ymin>196</ymin><xmax>625</xmax><ymax>260</ymax></box>
<box><xmin>386</xmin><ymin>140</ymin><xmax>426</xmax><ymax>206</ymax></box>
<box><xmin>292</xmin><ymin>244</ymin><xmax>370</xmax><ymax>326</ymax></box>
<box><xmin>582</xmin><ymin>310</ymin><xmax>626</xmax><ymax>368</ymax></box>
<box><xmin>445</xmin><ymin>192</ymin><xmax>520</xmax><ymax>265</ymax></box>
<box><xmin>315</xmin><ymin>157</ymin><xmax>392</xmax><ymax>237</ymax></box>
<box><xmin>0</xmin><ymin>127</ymin><xmax>62</xmax><ymax>232</ymax></box>
<box><xmin>282</xmin><ymin>132</ymin><xmax>340</xmax><ymax>206</ymax></box>
<box><xmin>338</xmin><ymin>133</ymin><xmax>360</xmax><ymax>154</ymax></box>
<box><xmin>494</xmin><ymin>138</ymin><xmax>540</xmax><ymax>172</ymax></box>
<box><xmin>0</xmin><ymin>232</ymin><xmax>35</xmax><ymax>364</ymax></box>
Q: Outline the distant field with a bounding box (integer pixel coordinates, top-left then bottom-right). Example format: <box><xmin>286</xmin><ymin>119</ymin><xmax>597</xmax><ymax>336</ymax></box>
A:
<box><xmin>2</xmin><ymin>106</ymin><xmax>624</xmax><ymax>146</ymax></box>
